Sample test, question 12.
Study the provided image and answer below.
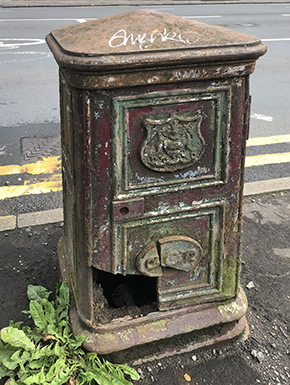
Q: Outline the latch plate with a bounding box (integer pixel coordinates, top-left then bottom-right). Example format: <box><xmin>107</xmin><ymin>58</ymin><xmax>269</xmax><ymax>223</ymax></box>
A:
<box><xmin>136</xmin><ymin>236</ymin><xmax>204</xmax><ymax>277</ymax></box>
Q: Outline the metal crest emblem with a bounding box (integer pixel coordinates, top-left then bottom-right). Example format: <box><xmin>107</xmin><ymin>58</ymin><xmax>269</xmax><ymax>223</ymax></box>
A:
<box><xmin>140</xmin><ymin>113</ymin><xmax>205</xmax><ymax>172</ymax></box>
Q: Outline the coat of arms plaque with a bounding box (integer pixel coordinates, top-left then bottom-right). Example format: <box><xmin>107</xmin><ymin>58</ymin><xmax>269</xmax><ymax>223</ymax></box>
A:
<box><xmin>140</xmin><ymin>113</ymin><xmax>205</xmax><ymax>172</ymax></box>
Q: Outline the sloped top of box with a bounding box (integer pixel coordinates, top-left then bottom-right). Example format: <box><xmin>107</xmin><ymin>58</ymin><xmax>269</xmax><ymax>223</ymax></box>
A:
<box><xmin>46</xmin><ymin>9</ymin><xmax>267</xmax><ymax>71</ymax></box>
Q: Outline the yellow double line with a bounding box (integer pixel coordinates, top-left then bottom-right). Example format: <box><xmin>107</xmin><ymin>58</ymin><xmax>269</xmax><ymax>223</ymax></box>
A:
<box><xmin>245</xmin><ymin>134</ymin><xmax>290</xmax><ymax>167</ymax></box>
<box><xmin>0</xmin><ymin>134</ymin><xmax>289</xmax><ymax>200</ymax></box>
<box><xmin>0</xmin><ymin>157</ymin><xmax>62</xmax><ymax>200</ymax></box>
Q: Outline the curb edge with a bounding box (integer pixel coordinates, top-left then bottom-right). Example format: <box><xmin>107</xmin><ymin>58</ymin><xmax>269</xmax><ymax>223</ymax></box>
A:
<box><xmin>1</xmin><ymin>179</ymin><xmax>289</xmax><ymax>232</ymax></box>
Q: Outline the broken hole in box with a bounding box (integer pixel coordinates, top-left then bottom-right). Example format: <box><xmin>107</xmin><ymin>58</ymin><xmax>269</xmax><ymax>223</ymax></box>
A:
<box><xmin>93</xmin><ymin>268</ymin><xmax>158</xmax><ymax>324</ymax></box>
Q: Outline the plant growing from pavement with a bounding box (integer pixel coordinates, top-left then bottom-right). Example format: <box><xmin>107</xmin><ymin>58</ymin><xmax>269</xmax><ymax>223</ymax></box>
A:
<box><xmin>0</xmin><ymin>283</ymin><xmax>140</xmax><ymax>385</ymax></box>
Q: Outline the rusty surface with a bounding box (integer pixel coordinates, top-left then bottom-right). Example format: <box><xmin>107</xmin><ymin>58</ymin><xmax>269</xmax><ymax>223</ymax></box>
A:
<box><xmin>69</xmin><ymin>288</ymin><xmax>247</xmax><ymax>354</ymax></box>
<box><xmin>46</xmin><ymin>9</ymin><xmax>267</xmax><ymax>72</ymax></box>
<box><xmin>51</xmin><ymin>9</ymin><xmax>267</xmax><ymax>355</ymax></box>
<box><xmin>58</xmin><ymin>74</ymin><xmax>251</xmax><ymax>342</ymax></box>
<box><xmin>50</xmin><ymin>10</ymin><xmax>263</xmax><ymax>56</ymax></box>
<box><xmin>159</xmin><ymin>236</ymin><xmax>203</xmax><ymax>272</ymax></box>
<box><xmin>60</xmin><ymin>61</ymin><xmax>257</xmax><ymax>90</ymax></box>
<box><xmin>135</xmin><ymin>235</ymin><xmax>203</xmax><ymax>277</ymax></box>
<box><xmin>130</xmin><ymin>316</ymin><xmax>248</xmax><ymax>365</ymax></box>
<box><xmin>136</xmin><ymin>241</ymin><xmax>162</xmax><ymax>277</ymax></box>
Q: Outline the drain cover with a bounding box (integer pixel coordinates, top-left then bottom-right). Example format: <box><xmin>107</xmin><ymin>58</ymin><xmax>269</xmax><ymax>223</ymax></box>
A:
<box><xmin>20</xmin><ymin>135</ymin><xmax>61</xmax><ymax>164</ymax></box>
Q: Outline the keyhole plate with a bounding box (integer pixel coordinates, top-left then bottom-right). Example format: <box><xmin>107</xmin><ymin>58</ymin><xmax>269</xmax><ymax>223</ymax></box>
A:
<box><xmin>112</xmin><ymin>198</ymin><xmax>144</xmax><ymax>220</ymax></box>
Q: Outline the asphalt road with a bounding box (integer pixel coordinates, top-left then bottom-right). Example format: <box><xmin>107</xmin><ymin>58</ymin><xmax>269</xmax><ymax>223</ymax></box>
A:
<box><xmin>1</xmin><ymin>5</ymin><xmax>290</xmax><ymax>134</ymax></box>
<box><xmin>0</xmin><ymin>4</ymin><xmax>289</xmax><ymax>217</ymax></box>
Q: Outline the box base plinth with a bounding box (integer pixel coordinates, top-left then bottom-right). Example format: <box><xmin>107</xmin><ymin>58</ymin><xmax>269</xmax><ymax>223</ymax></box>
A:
<box><xmin>70</xmin><ymin>288</ymin><xmax>248</xmax><ymax>356</ymax></box>
<box><xmin>107</xmin><ymin>316</ymin><xmax>248</xmax><ymax>365</ymax></box>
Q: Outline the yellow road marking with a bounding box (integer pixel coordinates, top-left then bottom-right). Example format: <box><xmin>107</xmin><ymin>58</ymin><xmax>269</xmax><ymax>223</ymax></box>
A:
<box><xmin>0</xmin><ymin>136</ymin><xmax>288</xmax><ymax>176</ymax></box>
<box><xmin>1</xmin><ymin>134</ymin><xmax>290</xmax><ymax>200</ymax></box>
<box><xmin>245</xmin><ymin>152</ymin><xmax>290</xmax><ymax>167</ymax></box>
<box><xmin>0</xmin><ymin>175</ymin><xmax>62</xmax><ymax>200</ymax></box>
<box><xmin>0</xmin><ymin>156</ymin><xmax>61</xmax><ymax>176</ymax></box>
<box><xmin>247</xmin><ymin>134</ymin><xmax>290</xmax><ymax>147</ymax></box>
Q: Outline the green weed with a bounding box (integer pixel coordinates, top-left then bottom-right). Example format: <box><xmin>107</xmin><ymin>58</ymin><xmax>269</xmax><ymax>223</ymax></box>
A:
<box><xmin>0</xmin><ymin>283</ymin><xmax>140</xmax><ymax>385</ymax></box>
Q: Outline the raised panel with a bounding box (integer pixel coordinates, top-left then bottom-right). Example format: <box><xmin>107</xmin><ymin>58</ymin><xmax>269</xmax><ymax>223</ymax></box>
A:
<box><xmin>112</xmin><ymin>202</ymin><xmax>226</xmax><ymax>308</ymax></box>
<box><xmin>113</xmin><ymin>85</ymin><xmax>231</xmax><ymax>200</ymax></box>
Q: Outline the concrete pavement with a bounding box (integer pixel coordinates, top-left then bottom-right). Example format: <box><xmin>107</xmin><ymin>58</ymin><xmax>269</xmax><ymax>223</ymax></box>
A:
<box><xmin>1</xmin><ymin>191</ymin><xmax>290</xmax><ymax>385</ymax></box>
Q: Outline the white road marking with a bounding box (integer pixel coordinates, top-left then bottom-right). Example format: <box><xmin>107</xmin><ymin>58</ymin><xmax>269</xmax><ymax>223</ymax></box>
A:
<box><xmin>0</xmin><ymin>16</ymin><xmax>222</xmax><ymax>21</ymax></box>
<box><xmin>251</xmin><ymin>113</ymin><xmax>273</xmax><ymax>122</ymax></box>
<box><xmin>0</xmin><ymin>146</ymin><xmax>7</xmax><ymax>156</ymax></box>
<box><xmin>262</xmin><ymin>38</ymin><xmax>290</xmax><ymax>41</ymax></box>
<box><xmin>183</xmin><ymin>16</ymin><xmax>222</xmax><ymax>19</ymax></box>
<box><xmin>0</xmin><ymin>51</ymin><xmax>50</xmax><ymax>55</ymax></box>
<box><xmin>142</xmin><ymin>7</ymin><xmax>175</xmax><ymax>10</ymax></box>
<box><xmin>0</xmin><ymin>38</ymin><xmax>45</xmax><ymax>48</ymax></box>
<box><xmin>0</xmin><ymin>18</ymin><xmax>83</xmax><ymax>21</ymax></box>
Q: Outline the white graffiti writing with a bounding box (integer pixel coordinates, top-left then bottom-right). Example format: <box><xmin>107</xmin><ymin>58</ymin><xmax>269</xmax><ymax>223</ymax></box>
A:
<box><xmin>109</xmin><ymin>29</ymin><xmax>200</xmax><ymax>50</ymax></box>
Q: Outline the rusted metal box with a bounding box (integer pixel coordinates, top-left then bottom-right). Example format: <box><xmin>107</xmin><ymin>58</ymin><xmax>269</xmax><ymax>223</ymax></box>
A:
<box><xmin>46</xmin><ymin>10</ymin><xmax>266</xmax><ymax>355</ymax></box>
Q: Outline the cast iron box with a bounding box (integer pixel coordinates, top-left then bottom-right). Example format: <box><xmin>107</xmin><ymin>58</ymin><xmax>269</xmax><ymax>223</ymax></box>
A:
<box><xmin>46</xmin><ymin>10</ymin><xmax>267</xmax><ymax>355</ymax></box>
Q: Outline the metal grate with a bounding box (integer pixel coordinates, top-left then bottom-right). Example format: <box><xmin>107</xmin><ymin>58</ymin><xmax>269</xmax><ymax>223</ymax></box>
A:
<box><xmin>20</xmin><ymin>135</ymin><xmax>61</xmax><ymax>164</ymax></box>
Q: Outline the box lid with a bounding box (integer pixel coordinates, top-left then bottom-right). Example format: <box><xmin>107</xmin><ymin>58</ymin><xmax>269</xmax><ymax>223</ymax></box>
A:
<box><xmin>46</xmin><ymin>9</ymin><xmax>267</xmax><ymax>71</ymax></box>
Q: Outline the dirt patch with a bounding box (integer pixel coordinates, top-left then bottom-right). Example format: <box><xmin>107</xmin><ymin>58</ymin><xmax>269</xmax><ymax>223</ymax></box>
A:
<box><xmin>0</xmin><ymin>224</ymin><xmax>63</xmax><ymax>331</ymax></box>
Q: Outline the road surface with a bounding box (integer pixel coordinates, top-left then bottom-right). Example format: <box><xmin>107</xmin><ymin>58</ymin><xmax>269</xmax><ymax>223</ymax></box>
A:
<box><xmin>0</xmin><ymin>4</ymin><xmax>289</xmax><ymax>227</ymax></box>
